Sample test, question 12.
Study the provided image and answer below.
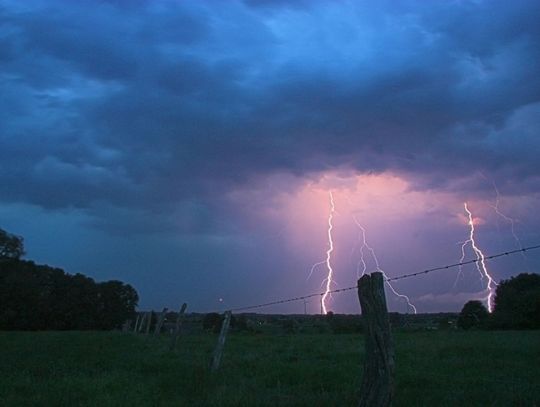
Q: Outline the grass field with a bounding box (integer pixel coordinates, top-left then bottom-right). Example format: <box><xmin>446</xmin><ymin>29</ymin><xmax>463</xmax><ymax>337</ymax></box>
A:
<box><xmin>1</xmin><ymin>330</ymin><xmax>539</xmax><ymax>406</ymax></box>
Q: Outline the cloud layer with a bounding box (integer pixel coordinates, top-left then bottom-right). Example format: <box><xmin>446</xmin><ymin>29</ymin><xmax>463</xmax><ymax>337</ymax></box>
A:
<box><xmin>1</xmin><ymin>0</ymin><xmax>539</xmax><ymax>312</ymax></box>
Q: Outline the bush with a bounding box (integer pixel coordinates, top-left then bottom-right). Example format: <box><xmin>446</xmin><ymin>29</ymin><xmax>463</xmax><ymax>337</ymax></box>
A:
<box><xmin>457</xmin><ymin>300</ymin><xmax>489</xmax><ymax>329</ymax></box>
<box><xmin>457</xmin><ymin>300</ymin><xmax>489</xmax><ymax>330</ymax></box>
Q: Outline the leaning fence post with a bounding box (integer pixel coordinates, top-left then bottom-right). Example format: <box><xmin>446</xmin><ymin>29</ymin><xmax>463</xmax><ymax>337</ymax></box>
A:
<box><xmin>133</xmin><ymin>313</ymin><xmax>141</xmax><ymax>333</ymax></box>
<box><xmin>154</xmin><ymin>307</ymin><xmax>168</xmax><ymax>336</ymax></box>
<box><xmin>210</xmin><ymin>311</ymin><xmax>232</xmax><ymax>372</ymax></box>
<box><xmin>357</xmin><ymin>272</ymin><xmax>395</xmax><ymax>407</ymax></box>
<box><xmin>170</xmin><ymin>303</ymin><xmax>188</xmax><ymax>350</ymax></box>
<box><xmin>145</xmin><ymin>311</ymin><xmax>152</xmax><ymax>335</ymax></box>
<box><xmin>138</xmin><ymin>312</ymin><xmax>147</xmax><ymax>333</ymax></box>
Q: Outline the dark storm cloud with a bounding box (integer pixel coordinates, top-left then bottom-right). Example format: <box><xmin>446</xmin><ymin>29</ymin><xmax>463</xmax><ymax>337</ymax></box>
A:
<box><xmin>1</xmin><ymin>0</ymin><xmax>540</xmax><ymax>233</ymax></box>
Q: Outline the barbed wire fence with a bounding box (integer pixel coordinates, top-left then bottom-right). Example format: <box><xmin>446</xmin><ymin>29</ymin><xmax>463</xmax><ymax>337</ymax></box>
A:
<box><xmin>130</xmin><ymin>244</ymin><xmax>540</xmax><ymax>322</ymax></box>
<box><xmin>131</xmin><ymin>243</ymin><xmax>540</xmax><ymax>376</ymax></box>
<box><xmin>222</xmin><ymin>243</ymin><xmax>540</xmax><ymax>386</ymax></box>
<box><xmin>227</xmin><ymin>244</ymin><xmax>540</xmax><ymax>313</ymax></box>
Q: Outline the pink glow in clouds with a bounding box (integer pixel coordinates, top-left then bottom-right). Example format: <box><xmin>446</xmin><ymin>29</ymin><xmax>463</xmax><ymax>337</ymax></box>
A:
<box><xmin>226</xmin><ymin>170</ymin><xmax>537</xmax><ymax>313</ymax></box>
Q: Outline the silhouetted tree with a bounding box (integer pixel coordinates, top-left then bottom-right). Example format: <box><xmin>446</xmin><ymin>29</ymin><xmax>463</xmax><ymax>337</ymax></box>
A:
<box><xmin>96</xmin><ymin>281</ymin><xmax>139</xmax><ymax>329</ymax></box>
<box><xmin>457</xmin><ymin>300</ymin><xmax>489</xmax><ymax>330</ymax></box>
<box><xmin>0</xmin><ymin>259</ymin><xmax>71</xmax><ymax>329</ymax></box>
<box><xmin>0</xmin><ymin>230</ymin><xmax>139</xmax><ymax>331</ymax></box>
<box><xmin>492</xmin><ymin>273</ymin><xmax>540</xmax><ymax>329</ymax></box>
<box><xmin>0</xmin><ymin>227</ymin><xmax>25</xmax><ymax>259</ymax></box>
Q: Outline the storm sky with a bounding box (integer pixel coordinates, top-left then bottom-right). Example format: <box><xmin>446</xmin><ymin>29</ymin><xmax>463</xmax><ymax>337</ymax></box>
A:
<box><xmin>1</xmin><ymin>0</ymin><xmax>540</xmax><ymax>313</ymax></box>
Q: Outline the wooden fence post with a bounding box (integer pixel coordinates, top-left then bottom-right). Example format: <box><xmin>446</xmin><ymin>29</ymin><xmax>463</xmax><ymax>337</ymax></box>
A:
<box><xmin>154</xmin><ymin>307</ymin><xmax>168</xmax><ymax>336</ymax></box>
<box><xmin>133</xmin><ymin>313</ymin><xmax>141</xmax><ymax>333</ymax></box>
<box><xmin>170</xmin><ymin>303</ymin><xmax>188</xmax><ymax>350</ymax></box>
<box><xmin>357</xmin><ymin>272</ymin><xmax>395</xmax><ymax>407</ymax></box>
<box><xmin>145</xmin><ymin>311</ymin><xmax>152</xmax><ymax>335</ymax></box>
<box><xmin>210</xmin><ymin>311</ymin><xmax>232</xmax><ymax>372</ymax></box>
<box><xmin>138</xmin><ymin>312</ymin><xmax>147</xmax><ymax>333</ymax></box>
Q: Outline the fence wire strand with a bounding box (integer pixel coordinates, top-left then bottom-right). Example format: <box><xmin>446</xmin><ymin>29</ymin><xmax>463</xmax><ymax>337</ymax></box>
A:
<box><xmin>229</xmin><ymin>244</ymin><xmax>540</xmax><ymax>313</ymax></box>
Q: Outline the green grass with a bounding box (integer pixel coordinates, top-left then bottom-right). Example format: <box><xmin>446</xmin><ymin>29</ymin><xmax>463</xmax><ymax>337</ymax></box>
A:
<box><xmin>0</xmin><ymin>330</ymin><xmax>539</xmax><ymax>406</ymax></box>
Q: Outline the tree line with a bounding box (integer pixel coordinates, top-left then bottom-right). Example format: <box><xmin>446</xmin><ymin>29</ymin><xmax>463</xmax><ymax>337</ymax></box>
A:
<box><xmin>458</xmin><ymin>273</ymin><xmax>540</xmax><ymax>330</ymax></box>
<box><xmin>0</xmin><ymin>227</ymin><xmax>138</xmax><ymax>330</ymax></box>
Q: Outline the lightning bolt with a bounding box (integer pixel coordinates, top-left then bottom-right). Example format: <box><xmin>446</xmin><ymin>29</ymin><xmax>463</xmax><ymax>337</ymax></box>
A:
<box><xmin>460</xmin><ymin>202</ymin><xmax>498</xmax><ymax>312</ymax></box>
<box><xmin>320</xmin><ymin>192</ymin><xmax>336</xmax><ymax>314</ymax></box>
<box><xmin>353</xmin><ymin>217</ymin><xmax>417</xmax><ymax>314</ymax></box>
<box><xmin>489</xmin><ymin>182</ymin><xmax>530</xmax><ymax>271</ymax></box>
<box><xmin>307</xmin><ymin>191</ymin><xmax>336</xmax><ymax>314</ymax></box>
<box><xmin>454</xmin><ymin>239</ymin><xmax>469</xmax><ymax>287</ymax></box>
<box><xmin>479</xmin><ymin>173</ymin><xmax>528</xmax><ymax>267</ymax></box>
<box><xmin>492</xmin><ymin>184</ymin><xmax>518</xmax><ymax>239</ymax></box>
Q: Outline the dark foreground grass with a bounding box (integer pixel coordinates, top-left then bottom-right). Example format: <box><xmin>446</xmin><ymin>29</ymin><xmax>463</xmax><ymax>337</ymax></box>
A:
<box><xmin>0</xmin><ymin>330</ymin><xmax>539</xmax><ymax>406</ymax></box>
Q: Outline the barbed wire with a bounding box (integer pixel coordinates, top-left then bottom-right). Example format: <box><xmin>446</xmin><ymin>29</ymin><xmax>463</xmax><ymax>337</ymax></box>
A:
<box><xmin>387</xmin><ymin>244</ymin><xmax>540</xmax><ymax>282</ymax></box>
<box><xmin>229</xmin><ymin>244</ymin><xmax>540</xmax><ymax>313</ymax></box>
<box><xmin>229</xmin><ymin>285</ymin><xmax>355</xmax><ymax>312</ymax></box>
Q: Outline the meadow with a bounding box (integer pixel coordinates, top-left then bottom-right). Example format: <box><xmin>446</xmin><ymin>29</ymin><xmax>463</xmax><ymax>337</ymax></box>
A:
<box><xmin>0</xmin><ymin>329</ymin><xmax>539</xmax><ymax>406</ymax></box>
